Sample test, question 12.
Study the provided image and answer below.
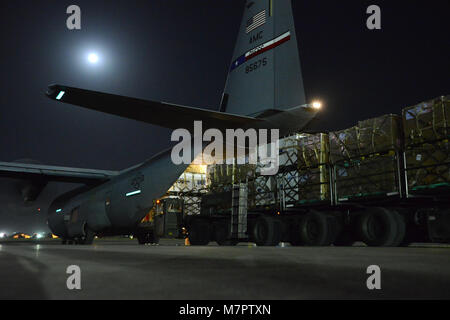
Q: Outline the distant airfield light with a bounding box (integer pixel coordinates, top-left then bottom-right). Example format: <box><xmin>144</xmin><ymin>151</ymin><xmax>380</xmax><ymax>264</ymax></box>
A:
<box><xmin>56</xmin><ymin>209</ymin><xmax>62</xmax><ymax>213</ymax></box>
<box><xmin>312</xmin><ymin>101</ymin><xmax>322</xmax><ymax>109</ymax></box>
<box><xmin>88</xmin><ymin>53</ymin><xmax>99</xmax><ymax>64</ymax></box>
<box><xmin>56</xmin><ymin>91</ymin><xmax>65</xmax><ymax>100</ymax></box>
<box><xmin>0</xmin><ymin>233</ymin><xmax>5</xmax><ymax>238</ymax></box>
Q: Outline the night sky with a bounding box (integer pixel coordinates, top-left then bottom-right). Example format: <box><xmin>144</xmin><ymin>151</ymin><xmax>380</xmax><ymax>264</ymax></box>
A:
<box><xmin>1</xmin><ymin>0</ymin><xmax>449</xmax><ymax>233</ymax></box>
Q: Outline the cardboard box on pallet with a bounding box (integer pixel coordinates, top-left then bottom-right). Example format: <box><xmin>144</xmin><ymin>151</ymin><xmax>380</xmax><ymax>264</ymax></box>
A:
<box><xmin>329</xmin><ymin>114</ymin><xmax>402</xmax><ymax>163</ymax></box>
<box><xmin>404</xmin><ymin>140</ymin><xmax>450</xmax><ymax>191</ymax></box>
<box><xmin>358</xmin><ymin>114</ymin><xmax>402</xmax><ymax>156</ymax></box>
<box><xmin>329</xmin><ymin>126</ymin><xmax>360</xmax><ymax>163</ymax></box>
<box><xmin>293</xmin><ymin>167</ymin><xmax>330</xmax><ymax>203</ymax></box>
<box><xmin>278</xmin><ymin>135</ymin><xmax>299</xmax><ymax>169</ymax></box>
<box><xmin>252</xmin><ymin>174</ymin><xmax>277</xmax><ymax>207</ymax></box>
<box><xmin>298</xmin><ymin>133</ymin><xmax>329</xmax><ymax>169</ymax></box>
<box><xmin>278</xmin><ymin>170</ymin><xmax>300</xmax><ymax>203</ymax></box>
<box><xmin>402</xmin><ymin>95</ymin><xmax>450</xmax><ymax>146</ymax></box>
<box><xmin>334</xmin><ymin>154</ymin><xmax>400</xmax><ymax>200</ymax></box>
<box><xmin>275</xmin><ymin>133</ymin><xmax>330</xmax><ymax>205</ymax></box>
<box><xmin>207</xmin><ymin>163</ymin><xmax>255</xmax><ymax>188</ymax></box>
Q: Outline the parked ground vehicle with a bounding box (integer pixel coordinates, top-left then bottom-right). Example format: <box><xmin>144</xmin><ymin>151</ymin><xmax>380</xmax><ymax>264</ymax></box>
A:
<box><xmin>185</xmin><ymin>95</ymin><xmax>450</xmax><ymax>246</ymax></box>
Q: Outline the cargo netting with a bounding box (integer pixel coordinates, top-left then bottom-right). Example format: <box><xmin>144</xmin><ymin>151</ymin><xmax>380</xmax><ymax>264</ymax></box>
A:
<box><xmin>402</xmin><ymin>95</ymin><xmax>449</xmax><ymax>147</ymax></box>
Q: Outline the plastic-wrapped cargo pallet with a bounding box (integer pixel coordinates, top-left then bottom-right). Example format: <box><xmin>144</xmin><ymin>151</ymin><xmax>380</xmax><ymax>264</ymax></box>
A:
<box><xmin>168</xmin><ymin>162</ymin><xmax>208</xmax><ymax>216</ymax></box>
<box><xmin>277</xmin><ymin>135</ymin><xmax>300</xmax><ymax>204</ymax></box>
<box><xmin>277</xmin><ymin>133</ymin><xmax>330</xmax><ymax>205</ymax></box>
<box><xmin>207</xmin><ymin>163</ymin><xmax>255</xmax><ymax>190</ymax></box>
<box><xmin>402</xmin><ymin>95</ymin><xmax>450</xmax><ymax>194</ymax></box>
<box><xmin>329</xmin><ymin>114</ymin><xmax>403</xmax><ymax>201</ymax></box>
<box><xmin>298</xmin><ymin>133</ymin><xmax>330</xmax><ymax>203</ymax></box>
<box><xmin>253</xmin><ymin>152</ymin><xmax>277</xmax><ymax>208</ymax></box>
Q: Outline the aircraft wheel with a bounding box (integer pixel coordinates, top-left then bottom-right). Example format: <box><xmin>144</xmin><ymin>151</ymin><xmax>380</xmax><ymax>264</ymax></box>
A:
<box><xmin>77</xmin><ymin>225</ymin><xmax>95</xmax><ymax>245</ymax></box>
<box><xmin>359</xmin><ymin>207</ymin><xmax>400</xmax><ymax>247</ymax></box>
<box><xmin>136</xmin><ymin>234</ymin><xmax>147</xmax><ymax>245</ymax></box>
<box><xmin>148</xmin><ymin>230</ymin><xmax>160</xmax><ymax>245</ymax></box>
<box><xmin>252</xmin><ymin>216</ymin><xmax>281</xmax><ymax>246</ymax></box>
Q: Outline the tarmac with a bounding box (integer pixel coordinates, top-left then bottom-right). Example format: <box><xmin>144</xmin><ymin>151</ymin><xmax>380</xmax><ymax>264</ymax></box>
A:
<box><xmin>0</xmin><ymin>238</ymin><xmax>449</xmax><ymax>300</ymax></box>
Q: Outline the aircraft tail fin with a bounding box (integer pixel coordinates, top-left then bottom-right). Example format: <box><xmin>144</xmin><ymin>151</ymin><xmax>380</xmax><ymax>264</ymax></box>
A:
<box><xmin>222</xmin><ymin>0</ymin><xmax>306</xmax><ymax>116</ymax></box>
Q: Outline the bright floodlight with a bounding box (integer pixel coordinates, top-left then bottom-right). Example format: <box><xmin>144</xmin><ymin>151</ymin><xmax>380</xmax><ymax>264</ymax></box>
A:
<box><xmin>312</xmin><ymin>101</ymin><xmax>322</xmax><ymax>109</ymax></box>
<box><xmin>88</xmin><ymin>53</ymin><xmax>99</xmax><ymax>64</ymax></box>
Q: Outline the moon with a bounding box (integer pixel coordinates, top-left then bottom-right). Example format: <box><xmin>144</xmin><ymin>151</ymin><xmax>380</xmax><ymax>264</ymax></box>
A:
<box><xmin>88</xmin><ymin>53</ymin><xmax>99</xmax><ymax>64</ymax></box>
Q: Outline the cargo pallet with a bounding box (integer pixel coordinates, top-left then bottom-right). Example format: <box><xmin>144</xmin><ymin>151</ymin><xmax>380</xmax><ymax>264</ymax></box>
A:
<box><xmin>185</xmin><ymin>96</ymin><xmax>450</xmax><ymax>247</ymax></box>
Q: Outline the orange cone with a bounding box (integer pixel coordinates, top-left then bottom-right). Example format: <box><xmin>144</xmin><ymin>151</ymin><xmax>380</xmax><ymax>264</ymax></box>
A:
<box><xmin>185</xmin><ymin>237</ymin><xmax>190</xmax><ymax>246</ymax></box>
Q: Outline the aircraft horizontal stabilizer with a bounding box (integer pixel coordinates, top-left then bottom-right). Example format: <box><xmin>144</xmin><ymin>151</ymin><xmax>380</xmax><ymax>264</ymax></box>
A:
<box><xmin>46</xmin><ymin>85</ymin><xmax>263</xmax><ymax>131</ymax></box>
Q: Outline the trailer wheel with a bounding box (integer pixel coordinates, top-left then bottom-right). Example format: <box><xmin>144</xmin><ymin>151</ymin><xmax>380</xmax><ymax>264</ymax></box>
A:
<box><xmin>214</xmin><ymin>221</ymin><xmax>238</xmax><ymax>246</ymax></box>
<box><xmin>327</xmin><ymin>214</ymin><xmax>342</xmax><ymax>243</ymax></box>
<box><xmin>390</xmin><ymin>210</ymin><xmax>406</xmax><ymax>247</ymax></box>
<box><xmin>359</xmin><ymin>207</ymin><xmax>399</xmax><ymax>247</ymax></box>
<box><xmin>333</xmin><ymin>216</ymin><xmax>356</xmax><ymax>246</ymax></box>
<box><xmin>253</xmin><ymin>216</ymin><xmax>281</xmax><ymax>246</ymax></box>
<box><xmin>290</xmin><ymin>219</ymin><xmax>304</xmax><ymax>246</ymax></box>
<box><xmin>188</xmin><ymin>219</ymin><xmax>211</xmax><ymax>246</ymax></box>
<box><xmin>300</xmin><ymin>210</ymin><xmax>335</xmax><ymax>246</ymax></box>
<box><xmin>333</xmin><ymin>232</ymin><xmax>356</xmax><ymax>246</ymax></box>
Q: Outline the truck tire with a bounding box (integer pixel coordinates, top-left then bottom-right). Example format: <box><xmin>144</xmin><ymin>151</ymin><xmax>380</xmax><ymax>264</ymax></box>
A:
<box><xmin>333</xmin><ymin>232</ymin><xmax>356</xmax><ymax>246</ymax></box>
<box><xmin>359</xmin><ymin>207</ymin><xmax>399</xmax><ymax>247</ymax></box>
<box><xmin>189</xmin><ymin>219</ymin><xmax>211</xmax><ymax>245</ymax></box>
<box><xmin>289</xmin><ymin>219</ymin><xmax>303</xmax><ymax>246</ymax></box>
<box><xmin>390</xmin><ymin>210</ymin><xmax>406</xmax><ymax>247</ymax></box>
<box><xmin>327</xmin><ymin>214</ymin><xmax>342</xmax><ymax>243</ymax></box>
<box><xmin>253</xmin><ymin>216</ymin><xmax>282</xmax><ymax>246</ymax></box>
<box><xmin>332</xmin><ymin>216</ymin><xmax>356</xmax><ymax>246</ymax></box>
<box><xmin>214</xmin><ymin>221</ymin><xmax>238</xmax><ymax>246</ymax></box>
<box><xmin>300</xmin><ymin>210</ymin><xmax>335</xmax><ymax>246</ymax></box>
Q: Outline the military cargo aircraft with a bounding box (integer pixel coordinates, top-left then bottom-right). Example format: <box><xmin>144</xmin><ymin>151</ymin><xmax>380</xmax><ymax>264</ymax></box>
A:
<box><xmin>0</xmin><ymin>0</ymin><xmax>321</xmax><ymax>244</ymax></box>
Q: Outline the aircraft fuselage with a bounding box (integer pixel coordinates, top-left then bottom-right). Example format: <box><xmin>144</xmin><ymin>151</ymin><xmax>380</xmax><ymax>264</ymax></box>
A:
<box><xmin>47</xmin><ymin>149</ymin><xmax>189</xmax><ymax>240</ymax></box>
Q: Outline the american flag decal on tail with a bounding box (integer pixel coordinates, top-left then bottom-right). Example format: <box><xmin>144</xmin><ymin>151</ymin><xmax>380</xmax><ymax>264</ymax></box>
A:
<box><xmin>246</xmin><ymin>10</ymin><xmax>266</xmax><ymax>34</ymax></box>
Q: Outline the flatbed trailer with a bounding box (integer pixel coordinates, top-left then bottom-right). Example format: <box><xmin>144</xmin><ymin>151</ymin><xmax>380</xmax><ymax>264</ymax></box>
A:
<box><xmin>185</xmin><ymin>96</ymin><xmax>450</xmax><ymax>247</ymax></box>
